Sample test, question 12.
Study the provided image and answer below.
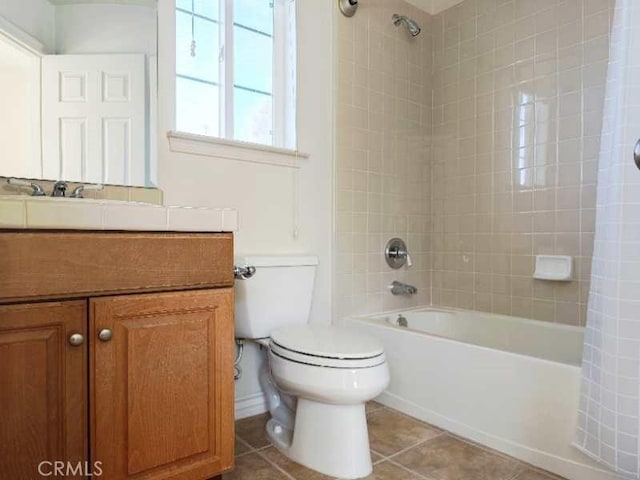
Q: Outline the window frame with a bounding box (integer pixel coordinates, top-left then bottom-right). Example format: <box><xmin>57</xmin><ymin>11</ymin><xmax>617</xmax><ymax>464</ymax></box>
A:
<box><xmin>174</xmin><ymin>0</ymin><xmax>296</xmax><ymax>150</ymax></box>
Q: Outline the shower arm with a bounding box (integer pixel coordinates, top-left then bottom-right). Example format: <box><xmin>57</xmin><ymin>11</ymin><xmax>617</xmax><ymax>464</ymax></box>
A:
<box><xmin>392</xmin><ymin>14</ymin><xmax>421</xmax><ymax>37</ymax></box>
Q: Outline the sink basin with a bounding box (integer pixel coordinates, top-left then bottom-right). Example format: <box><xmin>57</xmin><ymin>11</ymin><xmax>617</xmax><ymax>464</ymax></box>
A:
<box><xmin>0</xmin><ymin>195</ymin><xmax>238</xmax><ymax>232</ymax></box>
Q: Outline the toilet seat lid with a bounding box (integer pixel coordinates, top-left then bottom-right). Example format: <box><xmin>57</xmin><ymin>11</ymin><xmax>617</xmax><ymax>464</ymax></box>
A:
<box><xmin>269</xmin><ymin>341</ymin><xmax>386</xmax><ymax>368</ymax></box>
<box><xmin>270</xmin><ymin>325</ymin><xmax>384</xmax><ymax>360</ymax></box>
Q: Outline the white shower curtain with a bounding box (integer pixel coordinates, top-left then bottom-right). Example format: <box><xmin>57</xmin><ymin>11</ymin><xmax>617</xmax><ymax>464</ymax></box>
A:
<box><xmin>575</xmin><ymin>0</ymin><xmax>640</xmax><ymax>478</ymax></box>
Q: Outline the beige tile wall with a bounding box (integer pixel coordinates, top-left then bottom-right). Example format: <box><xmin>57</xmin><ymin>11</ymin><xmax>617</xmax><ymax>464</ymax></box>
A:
<box><xmin>334</xmin><ymin>0</ymin><xmax>433</xmax><ymax>317</ymax></box>
<box><xmin>430</xmin><ymin>0</ymin><xmax>613</xmax><ymax>325</ymax></box>
<box><xmin>335</xmin><ymin>0</ymin><xmax>613</xmax><ymax>326</ymax></box>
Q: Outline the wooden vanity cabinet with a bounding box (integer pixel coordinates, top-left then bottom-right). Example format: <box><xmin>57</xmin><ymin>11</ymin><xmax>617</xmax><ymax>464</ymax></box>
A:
<box><xmin>0</xmin><ymin>301</ymin><xmax>88</xmax><ymax>479</ymax></box>
<box><xmin>0</xmin><ymin>232</ymin><xmax>235</xmax><ymax>480</ymax></box>
<box><xmin>91</xmin><ymin>289</ymin><xmax>234</xmax><ymax>480</ymax></box>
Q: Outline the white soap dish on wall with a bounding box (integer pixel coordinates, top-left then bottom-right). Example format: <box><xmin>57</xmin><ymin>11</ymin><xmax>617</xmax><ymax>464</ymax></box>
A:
<box><xmin>533</xmin><ymin>255</ymin><xmax>573</xmax><ymax>281</ymax></box>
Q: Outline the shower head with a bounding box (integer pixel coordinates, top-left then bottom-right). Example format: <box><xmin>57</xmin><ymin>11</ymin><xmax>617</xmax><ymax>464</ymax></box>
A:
<box><xmin>392</xmin><ymin>14</ymin><xmax>421</xmax><ymax>37</ymax></box>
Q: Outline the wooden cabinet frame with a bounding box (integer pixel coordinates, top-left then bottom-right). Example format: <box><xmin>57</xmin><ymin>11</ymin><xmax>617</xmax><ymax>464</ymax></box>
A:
<box><xmin>0</xmin><ymin>301</ymin><xmax>87</xmax><ymax>479</ymax></box>
<box><xmin>90</xmin><ymin>289</ymin><xmax>235</xmax><ymax>480</ymax></box>
<box><xmin>0</xmin><ymin>232</ymin><xmax>235</xmax><ymax>480</ymax></box>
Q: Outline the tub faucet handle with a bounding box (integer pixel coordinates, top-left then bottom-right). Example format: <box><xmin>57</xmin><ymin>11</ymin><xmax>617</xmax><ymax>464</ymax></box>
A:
<box><xmin>385</xmin><ymin>238</ymin><xmax>413</xmax><ymax>269</ymax></box>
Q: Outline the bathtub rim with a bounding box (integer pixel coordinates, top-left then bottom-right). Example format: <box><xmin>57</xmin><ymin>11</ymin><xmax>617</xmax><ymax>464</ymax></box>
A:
<box><xmin>346</xmin><ymin>306</ymin><xmax>585</xmax><ymax>369</ymax></box>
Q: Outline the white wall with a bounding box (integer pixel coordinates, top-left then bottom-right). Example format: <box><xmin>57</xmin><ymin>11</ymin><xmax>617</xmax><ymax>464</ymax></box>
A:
<box><xmin>157</xmin><ymin>0</ymin><xmax>334</xmax><ymax>417</ymax></box>
<box><xmin>54</xmin><ymin>4</ymin><xmax>156</xmax><ymax>54</ymax></box>
<box><xmin>0</xmin><ymin>0</ymin><xmax>54</xmax><ymax>52</ymax></box>
<box><xmin>0</xmin><ymin>1</ymin><xmax>156</xmax><ymax>55</ymax></box>
<box><xmin>0</xmin><ymin>38</ymin><xmax>41</xmax><ymax>178</ymax></box>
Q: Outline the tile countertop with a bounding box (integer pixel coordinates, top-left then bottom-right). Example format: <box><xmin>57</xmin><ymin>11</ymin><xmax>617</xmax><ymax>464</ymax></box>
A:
<box><xmin>0</xmin><ymin>196</ymin><xmax>238</xmax><ymax>232</ymax></box>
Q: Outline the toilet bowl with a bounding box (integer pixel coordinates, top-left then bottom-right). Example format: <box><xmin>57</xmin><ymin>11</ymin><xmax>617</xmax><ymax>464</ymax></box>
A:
<box><xmin>266</xmin><ymin>325</ymin><xmax>389</xmax><ymax>478</ymax></box>
<box><xmin>234</xmin><ymin>255</ymin><xmax>390</xmax><ymax>479</ymax></box>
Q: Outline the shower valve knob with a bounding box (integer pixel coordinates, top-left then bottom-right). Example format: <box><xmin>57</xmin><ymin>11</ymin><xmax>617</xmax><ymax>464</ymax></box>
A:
<box><xmin>385</xmin><ymin>238</ymin><xmax>412</xmax><ymax>269</ymax></box>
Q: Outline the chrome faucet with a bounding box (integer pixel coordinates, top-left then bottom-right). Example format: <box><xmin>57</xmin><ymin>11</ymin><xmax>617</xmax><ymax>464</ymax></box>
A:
<box><xmin>234</xmin><ymin>265</ymin><xmax>257</xmax><ymax>280</ymax></box>
<box><xmin>389</xmin><ymin>281</ymin><xmax>417</xmax><ymax>296</ymax></box>
<box><xmin>6</xmin><ymin>178</ymin><xmax>46</xmax><ymax>196</ymax></box>
<box><xmin>7</xmin><ymin>178</ymin><xmax>103</xmax><ymax>199</ymax></box>
<box><xmin>51</xmin><ymin>181</ymin><xmax>68</xmax><ymax>197</ymax></box>
<box><xmin>70</xmin><ymin>183</ymin><xmax>104</xmax><ymax>198</ymax></box>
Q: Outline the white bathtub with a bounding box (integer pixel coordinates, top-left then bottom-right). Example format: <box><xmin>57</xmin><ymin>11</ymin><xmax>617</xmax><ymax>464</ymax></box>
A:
<box><xmin>344</xmin><ymin>307</ymin><xmax>622</xmax><ymax>480</ymax></box>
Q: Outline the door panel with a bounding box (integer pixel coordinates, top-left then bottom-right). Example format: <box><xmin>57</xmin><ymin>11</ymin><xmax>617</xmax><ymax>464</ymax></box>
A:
<box><xmin>0</xmin><ymin>301</ymin><xmax>87</xmax><ymax>479</ymax></box>
<box><xmin>41</xmin><ymin>54</ymin><xmax>146</xmax><ymax>185</ymax></box>
<box><xmin>126</xmin><ymin>312</ymin><xmax>210</xmax><ymax>474</ymax></box>
<box><xmin>91</xmin><ymin>289</ymin><xmax>234</xmax><ymax>480</ymax></box>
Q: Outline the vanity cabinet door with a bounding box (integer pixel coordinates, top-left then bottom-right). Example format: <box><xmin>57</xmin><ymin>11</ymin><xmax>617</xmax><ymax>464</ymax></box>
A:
<box><xmin>0</xmin><ymin>301</ymin><xmax>88</xmax><ymax>479</ymax></box>
<box><xmin>91</xmin><ymin>289</ymin><xmax>235</xmax><ymax>480</ymax></box>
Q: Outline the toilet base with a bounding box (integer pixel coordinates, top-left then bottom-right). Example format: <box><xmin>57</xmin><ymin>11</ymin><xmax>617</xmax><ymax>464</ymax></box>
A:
<box><xmin>267</xmin><ymin>398</ymin><xmax>373</xmax><ymax>479</ymax></box>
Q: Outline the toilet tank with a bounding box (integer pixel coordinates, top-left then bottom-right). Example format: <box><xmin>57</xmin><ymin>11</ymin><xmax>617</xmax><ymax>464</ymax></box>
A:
<box><xmin>234</xmin><ymin>255</ymin><xmax>318</xmax><ymax>339</ymax></box>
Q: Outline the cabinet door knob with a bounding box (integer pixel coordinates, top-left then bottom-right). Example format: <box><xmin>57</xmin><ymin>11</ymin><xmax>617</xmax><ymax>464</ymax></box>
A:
<box><xmin>98</xmin><ymin>329</ymin><xmax>113</xmax><ymax>342</ymax></box>
<box><xmin>68</xmin><ymin>333</ymin><xmax>85</xmax><ymax>346</ymax></box>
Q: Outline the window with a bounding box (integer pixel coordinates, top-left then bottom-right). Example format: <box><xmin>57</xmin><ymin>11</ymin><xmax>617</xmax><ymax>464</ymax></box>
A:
<box><xmin>175</xmin><ymin>0</ymin><xmax>296</xmax><ymax>149</ymax></box>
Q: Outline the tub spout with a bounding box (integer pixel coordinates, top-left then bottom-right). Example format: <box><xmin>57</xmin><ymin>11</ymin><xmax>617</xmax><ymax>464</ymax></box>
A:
<box><xmin>389</xmin><ymin>281</ymin><xmax>418</xmax><ymax>296</ymax></box>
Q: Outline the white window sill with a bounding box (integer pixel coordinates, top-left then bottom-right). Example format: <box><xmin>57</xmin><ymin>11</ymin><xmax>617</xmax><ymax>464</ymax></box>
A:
<box><xmin>167</xmin><ymin>131</ymin><xmax>309</xmax><ymax>168</ymax></box>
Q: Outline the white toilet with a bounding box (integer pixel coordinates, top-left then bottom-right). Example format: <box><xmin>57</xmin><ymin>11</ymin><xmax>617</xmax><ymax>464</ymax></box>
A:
<box><xmin>235</xmin><ymin>255</ymin><xmax>390</xmax><ymax>479</ymax></box>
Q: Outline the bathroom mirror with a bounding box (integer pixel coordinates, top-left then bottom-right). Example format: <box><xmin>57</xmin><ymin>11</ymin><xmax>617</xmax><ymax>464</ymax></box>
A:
<box><xmin>0</xmin><ymin>0</ymin><xmax>157</xmax><ymax>187</ymax></box>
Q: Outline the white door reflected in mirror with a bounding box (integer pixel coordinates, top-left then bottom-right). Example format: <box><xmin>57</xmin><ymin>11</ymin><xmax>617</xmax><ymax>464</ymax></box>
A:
<box><xmin>42</xmin><ymin>54</ymin><xmax>146</xmax><ymax>186</ymax></box>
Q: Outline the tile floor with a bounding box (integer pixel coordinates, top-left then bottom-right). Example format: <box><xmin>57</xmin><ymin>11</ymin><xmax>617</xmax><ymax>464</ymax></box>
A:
<box><xmin>225</xmin><ymin>402</ymin><xmax>566</xmax><ymax>480</ymax></box>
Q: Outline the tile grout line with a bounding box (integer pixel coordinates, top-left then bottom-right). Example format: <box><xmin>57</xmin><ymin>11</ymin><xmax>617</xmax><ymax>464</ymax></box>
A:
<box><xmin>368</xmin><ymin>432</ymin><xmax>446</xmax><ymax>478</ymax></box>
<box><xmin>443</xmin><ymin>430</ymin><xmax>531</xmax><ymax>470</ymax></box>
<box><xmin>234</xmin><ymin>435</ymin><xmax>256</xmax><ymax>458</ymax></box>
<box><xmin>383</xmin><ymin>431</ymin><xmax>445</xmax><ymax>462</ymax></box>
<box><xmin>369</xmin><ymin>405</ymin><xmax>445</xmax><ymax>435</ymax></box>
<box><xmin>369</xmin><ymin>424</ymin><xmax>530</xmax><ymax>480</ymax></box>
<box><xmin>254</xmin><ymin>447</ymin><xmax>298</xmax><ymax>480</ymax></box>
<box><xmin>384</xmin><ymin>456</ymin><xmax>440</xmax><ymax>480</ymax></box>
<box><xmin>395</xmin><ymin>430</ymin><xmax>529</xmax><ymax>480</ymax></box>
<box><xmin>253</xmin><ymin>444</ymin><xmax>273</xmax><ymax>454</ymax></box>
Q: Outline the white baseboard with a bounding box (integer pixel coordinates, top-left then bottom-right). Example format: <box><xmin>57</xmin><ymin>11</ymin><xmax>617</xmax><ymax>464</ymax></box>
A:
<box><xmin>235</xmin><ymin>392</ymin><xmax>268</xmax><ymax>420</ymax></box>
<box><xmin>377</xmin><ymin>392</ymin><xmax>622</xmax><ymax>480</ymax></box>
